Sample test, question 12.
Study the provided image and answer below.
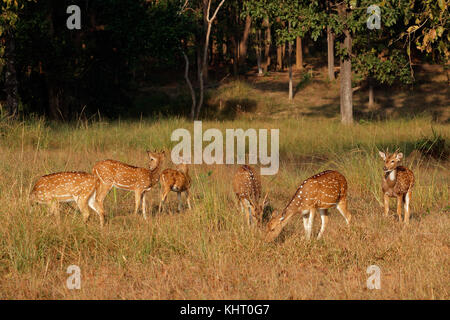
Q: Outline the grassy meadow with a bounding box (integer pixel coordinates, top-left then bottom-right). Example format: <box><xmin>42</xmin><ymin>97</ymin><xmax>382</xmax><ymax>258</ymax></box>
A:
<box><xmin>0</xmin><ymin>112</ymin><xmax>448</xmax><ymax>299</ymax></box>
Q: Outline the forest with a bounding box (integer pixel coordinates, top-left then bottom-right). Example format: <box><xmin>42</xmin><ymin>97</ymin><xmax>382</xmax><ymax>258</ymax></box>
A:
<box><xmin>0</xmin><ymin>0</ymin><xmax>448</xmax><ymax>123</ymax></box>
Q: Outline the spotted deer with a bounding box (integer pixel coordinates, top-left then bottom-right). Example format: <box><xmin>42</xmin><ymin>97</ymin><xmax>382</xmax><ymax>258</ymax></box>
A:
<box><xmin>378</xmin><ymin>150</ymin><xmax>415</xmax><ymax>224</ymax></box>
<box><xmin>92</xmin><ymin>151</ymin><xmax>165</xmax><ymax>219</ymax></box>
<box><xmin>30</xmin><ymin>172</ymin><xmax>105</xmax><ymax>226</ymax></box>
<box><xmin>158</xmin><ymin>163</ymin><xmax>192</xmax><ymax>212</ymax></box>
<box><xmin>232</xmin><ymin>165</ymin><xmax>268</xmax><ymax>226</ymax></box>
<box><xmin>266</xmin><ymin>170</ymin><xmax>351</xmax><ymax>241</ymax></box>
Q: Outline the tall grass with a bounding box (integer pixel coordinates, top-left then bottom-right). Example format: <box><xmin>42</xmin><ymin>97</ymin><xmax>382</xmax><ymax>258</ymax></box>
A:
<box><xmin>0</xmin><ymin>116</ymin><xmax>448</xmax><ymax>299</ymax></box>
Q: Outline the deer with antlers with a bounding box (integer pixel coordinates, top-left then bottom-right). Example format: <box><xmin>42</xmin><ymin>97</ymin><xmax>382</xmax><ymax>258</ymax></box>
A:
<box><xmin>158</xmin><ymin>162</ymin><xmax>192</xmax><ymax>213</ymax></box>
<box><xmin>30</xmin><ymin>172</ymin><xmax>105</xmax><ymax>226</ymax></box>
<box><xmin>266</xmin><ymin>170</ymin><xmax>351</xmax><ymax>241</ymax></box>
<box><xmin>92</xmin><ymin>151</ymin><xmax>165</xmax><ymax>219</ymax></box>
<box><xmin>232</xmin><ymin>165</ymin><xmax>268</xmax><ymax>226</ymax></box>
<box><xmin>378</xmin><ymin>149</ymin><xmax>415</xmax><ymax>224</ymax></box>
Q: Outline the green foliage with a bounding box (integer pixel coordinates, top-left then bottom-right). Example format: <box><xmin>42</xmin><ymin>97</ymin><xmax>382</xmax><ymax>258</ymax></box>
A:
<box><xmin>0</xmin><ymin>0</ymin><xmax>448</xmax><ymax>120</ymax></box>
<box><xmin>414</xmin><ymin>128</ymin><xmax>448</xmax><ymax>159</ymax></box>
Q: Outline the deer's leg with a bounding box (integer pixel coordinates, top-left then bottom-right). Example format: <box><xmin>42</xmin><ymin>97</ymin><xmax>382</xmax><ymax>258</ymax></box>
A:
<box><xmin>134</xmin><ymin>190</ymin><xmax>143</xmax><ymax>216</ymax></box>
<box><xmin>93</xmin><ymin>189</ymin><xmax>107</xmax><ymax>226</ymax></box>
<box><xmin>317</xmin><ymin>209</ymin><xmax>329</xmax><ymax>240</ymax></box>
<box><xmin>96</xmin><ymin>182</ymin><xmax>112</xmax><ymax>208</ymax></box>
<box><xmin>336</xmin><ymin>198</ymin><xmax>352</xmax><ymax>225</ymax></box>
<box><xmin>383</xmin><ymin>193</ymin><xmax>390</xmax><ymax>217</ymax></box>
<box><xmin>305</xmin><ymin>208</ymin><xmax>316</xmax><ymax>240</ymax></box>
<box><xmin>77</xmin><ymin>197</ymin><xmax>91</xmax><ymax>224</ymax></box>
<box><xmin>244</xmin><ymin>199</ymin><xmax>252</xmax><ymax>226</ymax></box>
<box><xmin>239</xmin><ymin>199</ymin><xmax>244</xmax><ymax>214</ymax></box>
<box><xmin>404</xmin><ymin>190</ymin><xmax>411</xmax><ymax>225</ymax></box>
<box><xmin>396</xmin><ymin>195</ymin><xmax>403</xmax><ymax>223</ymax></box>
<box><xmin>302</xmin><ymin>210</ymin><xmax>310</xmax><ymax>232</ymax></box>
<box><xmin>159</xmin><ymin>186</ymin><xmax>170</xmax><ymax>213</ymax></box>
<box><xmin>88</xmin><ymin>191</ymin><xmax>105</xmax><ymax>227</ymax></box>
<box><xmin>49</xmin><ymin>200</ymin><xmax>60</xmax><ymax>224</ymax></box>
<box><xmin>88</xmin><ymin>190</ymin><xmax>105</xmax><ymax>227</ymax></box>
<box><xmin>177</xmin><ymin>192</ymin><xmax>182</xmax><ymax>211</ymax></box>
<box><xmin>142</xmin><ymin>192</ymin><xmax>147</xmax><ymax>220</ymax></box>
<box><xmin>185</xmin><ymin>190</ymin><xmax>192</xmax><ymax>209</ymax></box>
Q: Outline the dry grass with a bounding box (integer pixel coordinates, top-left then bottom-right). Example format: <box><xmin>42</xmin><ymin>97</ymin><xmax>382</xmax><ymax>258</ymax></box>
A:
<box><xmin>0</xmin><ymin>115</ymin><xmax>448</xmax><ymax>299</ymax></box>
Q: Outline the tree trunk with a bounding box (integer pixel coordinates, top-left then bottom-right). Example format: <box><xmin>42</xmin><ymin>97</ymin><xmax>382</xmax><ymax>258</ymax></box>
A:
<box><xmin>196</xmin><ymin>21</ymin><xmax>213</xmax><ymax>119</ymax></box>
<box><xmin>238</xmin><ymin>15</ymin><xmax>252</xmax><ymax>72</ymax></box>
<box><xmin>288</xmin><ymin>22</ymin><xmax>293</xmax><ymax>100</ymax></box>
<box><xmin>327</xmin><ymin>26</ymin><xmax>335</xmax><ymax>81</ymax></box>
<box><xmin>277</xmin><ymin>45</ymin><xmax>283</xmax><ymax>71</ymax></box>
<box><xmin>368</xmin><ymin>83</ymin><xmax>374</xmax><ymax>108</ymax></box>
<box><xmin>182</xmin><ymin>51</ymin><xmax>196</xmax><ymax>120</ymax></box>
<box><xmin>276</xmin><ymin>18</ymin><xmax>283</xmax><ymax>71</ymax></box>
<box><xmin>195</xmin><ymin>0</ymin><xmax>226</xmax><ymax>119</ymax></box>
<box><xmin>340</xmin><ymin>28</ymin><xmax>353</xmax><ymax>124</ymax></box>
<box><xmin>263</xmin><ymin>17</ymin><xmax>271</xmax><ymax>73</ymax></box>
<box><xmin>4</xmin><ymin>31</ymin><xmax>19</xmax><ymax>118</ymax></box>
<box><xmin>296</xmin><ymin>36</ymin><xmax>303</xmax><ymax>70</ymax></box>
<box><xmin>230</xmin><ymin>35</ymin><xmax>239</xmax><ymax>77</ymax></box>
<box><xmin>202</xmin><ymin>0</ymin><xmax>209</xmax><ymax>82</ymax></box>
<box><xmin>338</xmin><ymin>3</ymin><xmax>353</xmax><ymax>124</ymax></box>
<box><xmin>256</xmin><ymin>29</ymin><xmax>263</xmax><ymax>76</ymax></box>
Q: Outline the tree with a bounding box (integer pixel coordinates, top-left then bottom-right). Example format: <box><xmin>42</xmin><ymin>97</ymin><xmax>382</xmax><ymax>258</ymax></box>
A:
<box><xmin>181</xmin><ymin>0</ymin><xmax>226</xmax><ymax>120</ymax></box>
<box><xmin>337</xmin><ymin>2</ymin><xmax>353</xmax><ymax>124</ymax></box>
<box><xmin>267</xmin><ymin>0</ymin><xmax>314</xmax><ymax>100</ymax></box>
<box><xmin>0</xmin><ymin>0</ymin><xmax>27</xmax><ymax>118</ymax></box>
<box><xmin>243</xmin><ymin>0</ymin><xmax>275</xmax><ymax>74</ymax></box>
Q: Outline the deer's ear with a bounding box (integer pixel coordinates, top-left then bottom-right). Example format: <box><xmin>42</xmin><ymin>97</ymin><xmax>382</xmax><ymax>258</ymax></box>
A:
<box><xmin>378</xmin><ymin>151</ymin><xmax>386</xmax><ymax>160</ymax></box>
<box><xmin>396</xmin><ymin>152</ymin><xmax>403</xmax><ymax>160</ymax></box>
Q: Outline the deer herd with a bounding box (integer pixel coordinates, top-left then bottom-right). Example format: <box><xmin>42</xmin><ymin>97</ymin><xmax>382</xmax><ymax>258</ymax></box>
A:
<box><xmin>30</xmin><ymin>149</ymin><xmax>414</xmax><ymax>241</ymax></box>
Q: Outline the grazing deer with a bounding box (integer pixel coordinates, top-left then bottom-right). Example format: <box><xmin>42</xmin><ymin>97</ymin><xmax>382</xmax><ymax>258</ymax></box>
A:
<box><xmin>266</xmin><ymin>170</ymin><xmax>351</xmax><ymax>242</ymax></box>
<box><xmin>232</xmin><ymin>165</ymin><xmax>268</xmax><ymax>226</ymax></box>
<box><xmin>378</xmin><ymin>150</ymin><xmax>415</xmax><ymax>224</ymax></box>
<box><xmin>159</xmin><ymin>163</ymin><xmax>191</xmax><ymax>212</ymax></box>
<box><xmin>92</xmin><ymin>151</ymin><xmax>165</xmax><ymax>219</ymax></box>
<box><xmin>30</xmin><ymin>172</ymin><xmax>105</xmax><ymax>226</ymax></box>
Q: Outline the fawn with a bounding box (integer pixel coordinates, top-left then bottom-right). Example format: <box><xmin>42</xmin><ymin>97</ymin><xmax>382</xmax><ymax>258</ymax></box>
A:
<box><xmin>266</xmin><ymin>170</ymin><xmax>351</xmax><ymax>241</ymax></box>
<box><xmin>92</xmin><ymin>151</ymin><xmax>166</xmax><ymax>219</ymax></box>
<box><xmin>378</xmin><ymin>150</ymin><xmax>415</xmax><ymax>224</ymax></box>
<box><xmin>30</xmin><ymin>171</ymin><xmax>105</xmax><ymax>226</ymax></box>
<box><xmin>159</xmin><ymin>163</ymin><xmax>192</xmax><ymax>212</ymax></box>
<box><xmin>232</xmin><ymin>165</ymin><xmax>268</xmax><ymax>226</ymax></box>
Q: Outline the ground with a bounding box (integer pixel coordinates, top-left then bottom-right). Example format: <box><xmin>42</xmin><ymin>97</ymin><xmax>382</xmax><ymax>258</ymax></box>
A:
<box><xmin>0</xmin><ymin>66</ymin><xmax>448</xmax><ymax>299</ymax></box>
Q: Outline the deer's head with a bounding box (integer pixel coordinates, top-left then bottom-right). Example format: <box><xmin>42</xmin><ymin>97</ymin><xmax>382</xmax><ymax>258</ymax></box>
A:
<box><xmin>265</xmin><ymin>209</ymin><xmax>284</xmax><ymax>242</ymax></box>
<box><xmin>248</xmin><ymin>192</ymin><xmax>268</xmax><ymax>226</ymax></box>
<box><xmin>378</xmin><ymin>150</ymin><xmax>403</xmax><ymax>173</ymax></box>
<box><xmin>147</xmin><ymin>150</ymin><xmax>166</xmax><ymax>170</ymax></box>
